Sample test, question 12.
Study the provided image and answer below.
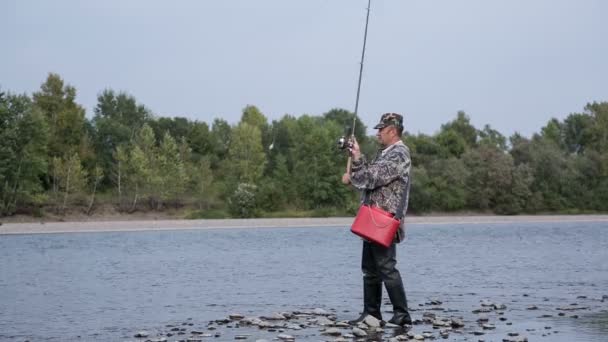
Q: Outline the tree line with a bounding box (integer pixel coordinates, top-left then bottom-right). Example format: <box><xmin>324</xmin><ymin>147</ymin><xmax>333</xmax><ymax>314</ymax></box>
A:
<box><xmin>1</xmin><ymin>73</ymin><xmax>607</xmax><ymax>218</ymax></box>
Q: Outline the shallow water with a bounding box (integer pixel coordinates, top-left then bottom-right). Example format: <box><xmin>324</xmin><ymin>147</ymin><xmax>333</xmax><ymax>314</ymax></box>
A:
<box><xmin>0</xmin><ymin>221</ymin><xmax>607</xmax><ymax>341</ymax></box>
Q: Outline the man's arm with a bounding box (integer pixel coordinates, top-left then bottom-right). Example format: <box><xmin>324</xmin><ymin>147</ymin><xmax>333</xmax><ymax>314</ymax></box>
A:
<box><xmin>350</xmin><ymin>150</ymin><xmax>410</xmax><ymax>190</ymax></box>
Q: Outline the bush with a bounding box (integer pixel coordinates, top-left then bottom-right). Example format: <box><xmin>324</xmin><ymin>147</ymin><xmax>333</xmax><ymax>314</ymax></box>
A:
<box><xmin>228</xmin><ymin>183</ymin><xmax>259</xmax><ymax>218</ymax></box>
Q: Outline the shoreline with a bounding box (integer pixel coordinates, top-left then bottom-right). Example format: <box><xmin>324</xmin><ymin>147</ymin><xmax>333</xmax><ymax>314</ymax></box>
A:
<box><xmin>1</xmin><ymin>214</ymin><xmax>608</xmax><ymax>235</ymax></box>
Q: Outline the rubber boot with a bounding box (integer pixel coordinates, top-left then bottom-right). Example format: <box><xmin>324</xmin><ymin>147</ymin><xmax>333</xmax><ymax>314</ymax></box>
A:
<box><xmin>385</xmin><ymin>277</ymin><xmax>412</xmax><ymax>326</ymax></box>
<box><xmin>348</xmin><ymin>278</ymin><xmax>383</xmax><ymax>324</ymax></box>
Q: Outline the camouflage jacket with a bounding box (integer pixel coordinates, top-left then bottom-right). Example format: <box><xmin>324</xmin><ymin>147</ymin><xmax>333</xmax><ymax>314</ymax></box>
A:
<box><xmin>350</xmin><ymin>141</ymin><xmax>411</xmax><ymax>243</ymax></box>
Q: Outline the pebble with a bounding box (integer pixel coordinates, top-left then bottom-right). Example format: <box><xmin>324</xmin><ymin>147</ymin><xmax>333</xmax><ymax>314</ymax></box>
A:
<box><xmin>134</xmin><ymin>331</ymin><xmax>149</xmax><ymax>338</ymax></box>
<box><xmin>352</xmin><ymin>327</ymin><xmax>367</xmax><ymax>337</ymax></box>
<box><xmin>322</xmin><ymin>327</ymin><xmax>341</xmax><ymax>336</ymax></box>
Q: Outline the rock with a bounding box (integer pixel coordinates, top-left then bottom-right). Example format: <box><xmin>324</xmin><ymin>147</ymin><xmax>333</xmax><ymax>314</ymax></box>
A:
<box><xmin>322</xmin><ymin>327</ymin><xmax>342</xmax><ymax>336</ymax></box>
<box><xmin>430</xmin><ymin>298</ymin><xmax>443</xmax><ymax>305</ymax></box>
<box><xmin>334</xmin><ymin>321</ymin><xmax>350</xmax><ymax>328</ymax></box>
<box><xmin>472</xmin><ymin>307</ymin><xmax>493</xmax><ymax>314</ymax></box>
<box><xmin>507</xmin><ymin>332</ymin><xmax>519</xmax><ymax>336</ymax></box>
<box><xmin>480</xmin><ymin>300</ymin><xmax>494</xmax><ymax>307</ymax></box>
<box><xmin>313</xmin><ymin>308</ymin><xmax>330</xmax><ymax>315</ymax></box>
<box><xmin>229</xmin><ymin>314</ymin><xmax>245</xmax><ymax>320</ymax></box>
<box><xmin>186</xmin><ymin>338</ymin><xmax>202</xmax><ymax>342</ymax></box>
<box><xmin>413</xmin><ymin>334</ymin><xmax>425</xmax><ymax>340</ymax></box>
<box><xmin>313</xmin><ymin>316</ymin><xmax>334</xmax><ymax>326</ymax></box>
<box><xmin>191</xmin><ymin>330</ymin><xmax>204</xmax><ymax>335</ymax></box>
<box><xmin>481</xmin><ymin>324</ymin><xmax>495</xmax><ymax>330</ymax></box>
<box><xmin>556</xmin><ymin>305</ymin><xmax>588</xmax><ymax>311</ymax></box>
<box><xmin>450</xmin><ymin>318</ymin><xmax>465</xmax><ymax>328</ymax></box>
<box><xmin>262</xmin><ymin>313</ymin><xmax>286</xmax><ymax>320</ymax></box>
<box><xmin>352</xmin><ymin>327</ymin><xmax>367</xmax><ymax>337</ymax></box>
<box><xmin>526</xmin><ymin>305</ymin><xmax>538</xmax><ymax>310</ymax></box>
<box><xmin>493</xmin><ymin>303</ymin><xmax>507</xmax><ymax>310</ymax></box>
<box><xmin>234</xmin><ymin>336</ymin><xmax>248</xmax><ymax>340</ymax></box>
<box><xmin>499</xmin><ymin>317</ymin><xmax>508</xmax><ymax>321</ymax></box>
<box><xmin>277</xmin><ymin>334</ymin><xmax>295</xmax><ymax>341</ymax></box>
<box><xmin>476</xmin><ymin>316</ymin><xmax>489</xmax><ymax>323</ymax></box>
<box><xmin>422</xmin><ymin>332</ymin><xmax>434</xmax><ymax>338</ymax></box>
<box><xmin>134</xmin><ymin>331</ymin><xmax>149</xmax><ymax>338</ymax></box>
<box><xmin>285</xmin><ymin>323</ymin><xmax>302</xmax><ymax>330</ymax></box>
<box><xmin>363</xmin><ymin>315</ymin><xmax>381</xmax><ymax>328</ymax></box>
<box><xmin>472</xmin><ymin>331</ymin><xmax>485</xmax><ymax>336</ymax></box>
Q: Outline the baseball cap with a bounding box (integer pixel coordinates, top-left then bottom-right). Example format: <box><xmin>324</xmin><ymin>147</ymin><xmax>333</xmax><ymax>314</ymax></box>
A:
<box><xmin>373</xmin><ymin>112</ymin><xmax>404</xmax><ymax>130</ymax></box>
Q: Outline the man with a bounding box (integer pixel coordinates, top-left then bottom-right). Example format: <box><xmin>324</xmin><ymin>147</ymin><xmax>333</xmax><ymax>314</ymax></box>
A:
<box><xmin>343</xmin><ymin>112</ymin><xmax>413</xmax><ymax>326</ymax></box>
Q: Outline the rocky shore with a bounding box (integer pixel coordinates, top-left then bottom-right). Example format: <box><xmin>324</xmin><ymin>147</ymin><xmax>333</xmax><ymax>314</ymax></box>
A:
<box><xmin>2</xmin><ymin>215</ymin><xmax>608</xmax><ymax>235</ymax></box>
<box><xmin>124</xmin><ymin>294</ymin><xmax>608</xmax><ymax>342</ymax></box>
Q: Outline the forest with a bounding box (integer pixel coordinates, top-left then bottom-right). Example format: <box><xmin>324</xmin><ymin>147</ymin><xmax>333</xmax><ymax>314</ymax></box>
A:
<box><xmin>1</xmin><ymin>73</ymin><xmax>608</xmax><ymax>218</ymax></box>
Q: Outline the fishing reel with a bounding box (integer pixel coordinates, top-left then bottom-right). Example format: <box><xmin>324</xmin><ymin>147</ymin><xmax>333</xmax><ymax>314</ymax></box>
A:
<box><xmin>337</xmin><ymin>136</ymin><xmax>353</xmax><ymax>150</ymax></box>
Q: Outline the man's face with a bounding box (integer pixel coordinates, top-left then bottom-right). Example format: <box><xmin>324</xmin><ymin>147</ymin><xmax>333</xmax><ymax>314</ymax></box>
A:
<box><xmin>376</xmin><ymin>125</ymin><xmax>394</xmax><ymax>146</ymax></box>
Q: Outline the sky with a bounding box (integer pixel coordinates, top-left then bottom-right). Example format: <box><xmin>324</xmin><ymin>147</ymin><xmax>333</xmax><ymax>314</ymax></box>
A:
<box><xmin>2</xmin><ymin>0</ymin><xmax>607</xmax><ymax>138</ymax></box>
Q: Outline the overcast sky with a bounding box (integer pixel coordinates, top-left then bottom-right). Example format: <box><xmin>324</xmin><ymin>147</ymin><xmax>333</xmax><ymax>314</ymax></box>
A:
<box><xmin>2</xmin><ymin>0</ymin><xmax>607</xmax><ymax>137</ymax></box>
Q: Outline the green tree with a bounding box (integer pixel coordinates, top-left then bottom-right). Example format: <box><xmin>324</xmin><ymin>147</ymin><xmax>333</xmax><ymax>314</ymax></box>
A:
<box><xmin>440</xmin><ymin>111</ymin><xmax>478</xmax><ymax>148</ymax></box>
<box><xmin>224</xmin><ymin>122</ymin><xmax>267</xmax><ymax>185</ymax></box>
<box><xmin>0</xmin><ymin>92</ymin><xmax>49</xmax><ymax>215</ymax></box>
<box><xmin>157</xmin><ymin>132</ymin><xmax>188</xmax><ymax>206</ymax></box>
<box><xmin>33</xmin><ymin>73</ymin><xmax>87</xmax><ymax>159</ymax></box>
<box><xmin>51</xmin><ymin>153</ymin><xmax>88</xmax><ymax>213</ymax></box>
<box><xmin>92</xmin><ymin>89</ymin><xmax>151</xmax><ymax>183</ymax></box>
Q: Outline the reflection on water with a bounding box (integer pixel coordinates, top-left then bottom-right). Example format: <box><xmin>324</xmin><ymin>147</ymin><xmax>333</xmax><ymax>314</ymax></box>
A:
<box><xmin>0</xmin><ymin>221</ymin><xmax>607</xmax><ymax>341</ymax></box>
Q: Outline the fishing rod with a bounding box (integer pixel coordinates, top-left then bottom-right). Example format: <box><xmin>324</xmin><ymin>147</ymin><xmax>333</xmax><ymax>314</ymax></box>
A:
<box><xmin>341</xmin><ymin>0</ymin><xmax>372</xmax><ymax>182</ymax></box>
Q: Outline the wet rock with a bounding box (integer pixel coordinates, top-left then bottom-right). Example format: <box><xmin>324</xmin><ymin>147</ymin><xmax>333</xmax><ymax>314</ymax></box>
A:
<box><xmin>499</xmin><ymin>317</ymin><xmax>508</xmax><ymax>321</ymax></box>
<box><xmin>507</xmin><ymin>332</ymin><xmax>519</xmax><ymax>336</ymax></box>
<box><xmin>312</xmin><ymin>316</ymin><xmax>334</xmax><ymax>326</ymax></box>
<box><xmin>363</xmin><ymin>315</ymin><xmax>381</xmax><ymax>328</ymax></box>
<box><xmin>186</xmin><ymin>338</ymin><xmax>202</xmax><ymax>342</ymax></box>
<box><xmin>472</xmin><ymin>331</ymin><xmax>485</xmax><ymax>336</ymax></box>
<box><xmin>526</xmin><ymin>305</ymin><xmax>538</xmax><ymax>310</ymax></box>
<box><xmin>277</xmin><ymin>333</ymin><xmax>295</xmax><ymax>341</ymax></box>
<box><xmin>422</xmin><ymin>332</ymin><xmax>434</xmax><ymax>339</ymax></box>
<box><xmin>472</xmin><ymin>307</ymin><xmax>493</xmax><ymax>314</ymax></box>
<box><xmin>234</xmin><ymin>335</ymin><xmax>249</xmax><ymax>340</ymax></box>
<box><xmin>262</xmin><ymin>313</ymin><xmax>286</xmax><ymax>320</ymax></box>
<box><xmin>413</xmin><ymin>334</ymin><xmax>425</xmax><ymax>340</ymax></box>
<box><xmin>450</xmin><ymin>318</ymin><xmax>465</xmax><ymax>328</ymax></box>
<box><xmin>493</xmin><ymin>303</ymin><xmax>507</xmax><ymax>310</ymax></box>
<box><xmin>134</xmin><ymin>331</ymin><xmax>149</xmax><ymax>338</ymax></box>
<box><xmin>556</xmin><ymin>305</ymin><xmax>588</xmax><ymax>311</ymax></box>
<box><xmin>476</xmin><ymin>316</ymin><xmax>489</xmax><ymax>323</ymax></box>
<box><xmin>481</xmin><ymin>324</ymin><xmax>495</xmax><ymax>330</ymax></box>
<box><xmin>480</xmin><ymin>300</ymin><xmax>494</xmax><ymax>307</ymax></box>
<box><xmin>429</xmin><ymin>298</ymin><xmax>443</xmax><ymax>305</ymax></box>
<box><xmin>322</xmin><ymin>327</ymin><xmax>341</xmax><ymax>336</ymax></box>
<box><xmin>313</xmin><ymin>308</ymin><xmax>330</xmax><ymax>316</ymax></box>
<box><xmin>191</xmin><ymin>330</ymin><xmax>204</xmax><ymax>335</ymax></box>
<box><xmin>229</xmin><ymin>314</ymin><xmax>245</xmax><ymax>320</ymax></box>
<box><xmin>352</xmin><ymin>327</ymin><xmax>367</xmax><ymax>337</ymax></box>
<box><xmin>334</xmin><ymin>321</ymin><xmax>350</xmax><ymax>328</ymax></box>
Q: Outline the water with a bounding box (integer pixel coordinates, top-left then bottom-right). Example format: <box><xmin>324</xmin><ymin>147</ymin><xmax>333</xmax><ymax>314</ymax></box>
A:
<box><xmin>1</xmin><ymin>221</ymin><xmax>607</xmax><ymax>341</ymax></box>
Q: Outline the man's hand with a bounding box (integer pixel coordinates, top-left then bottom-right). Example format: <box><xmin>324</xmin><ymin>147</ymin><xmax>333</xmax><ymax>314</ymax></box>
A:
<box><xmin>349</xmin><ymin>137</ymin><xmax>361</xmax><ymax>161</ymax></box>
<box><xmin>341</xmin><ymin>173</ymin><xmax>351</xmax><ymax>185</ymax></box>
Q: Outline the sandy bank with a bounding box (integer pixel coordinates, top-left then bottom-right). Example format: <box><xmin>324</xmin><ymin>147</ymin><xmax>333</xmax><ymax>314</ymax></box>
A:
<box><xmin>1</xmin><ymin>215</ymin><xmax>608</xmax><ymax>235</ymax></box>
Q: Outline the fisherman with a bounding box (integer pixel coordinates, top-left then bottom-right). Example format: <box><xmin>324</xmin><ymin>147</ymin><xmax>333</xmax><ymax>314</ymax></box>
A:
<box><xmin>342</xmin><ymin>112</ymin><xmax>413</xmax><ymax>326</ymax></box>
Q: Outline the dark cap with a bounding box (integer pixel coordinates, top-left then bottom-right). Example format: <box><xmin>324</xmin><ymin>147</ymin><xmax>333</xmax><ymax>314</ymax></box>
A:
<box><xmin>373</xmin><ymin>112</ymin><xmax>403</xmax><ymax>130</ymax></box>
